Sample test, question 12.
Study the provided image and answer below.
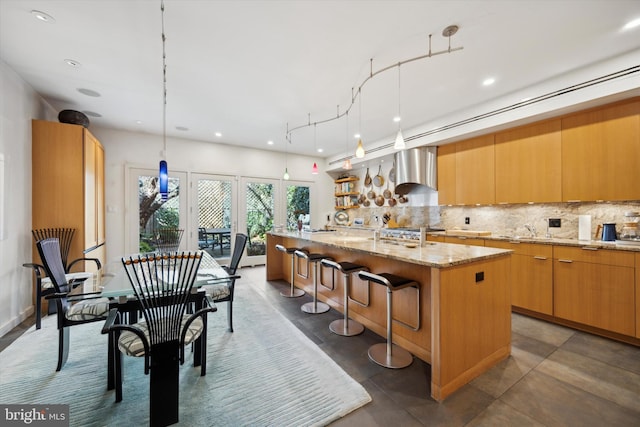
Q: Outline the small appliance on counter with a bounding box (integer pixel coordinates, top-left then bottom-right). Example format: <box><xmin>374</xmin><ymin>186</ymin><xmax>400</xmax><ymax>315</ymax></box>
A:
<box><xmin>619</xmin><ymin>211</ymin><xmax>639</xmax><ymax>242</ymax></box>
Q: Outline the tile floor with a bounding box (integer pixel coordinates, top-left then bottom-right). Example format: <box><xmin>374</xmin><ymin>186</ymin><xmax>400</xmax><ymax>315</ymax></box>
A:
<box><xmin>3</xmin><ymin>265</ymin><xmax>640</xmax><ymax>426</ymax></box>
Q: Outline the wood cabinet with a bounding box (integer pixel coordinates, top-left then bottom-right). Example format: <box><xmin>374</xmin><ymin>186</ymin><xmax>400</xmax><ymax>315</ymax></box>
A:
<box><xmin>436</xmin><ymin>144</ymin><xmax>456</xmax><ymax>205</ymax></box>
<box><xmin>494</xmin><ymin>119</ymin><xmax>562</xmax><ymax>204</ymax></box>
<box><xmin>553</xmin><ymin>246</ymin><xmax>635</xmax><ymax>336</ymax></box>
<box><xmin>636</xmin><ymin>253</ymin><xmax>640</xmax><ymax>339</ymax></box>
<box><xmin>488</xmin><ymin>240</ymin><xmax>553</xmax><ymax>315</ymax></box>
<box><xmin>443</xmin><ymin>236</ymin><xmax>485</xmax><ymax>247</ymax></box>
<box><xmin>561</xmin><ymin>99</ymin><xmax>640</xmax><ymax>202</ymax></box>
<box><xmin>436</xmin><ymin>134</ymin><xmax>494</xmax><ymax>205</ymax></box>
<box><xmin>334</xmin><ymin>176</ymin><xmax>359</xmax><ymax>209</ymax></box>
<box><xmin>32</xmin><ymin>120</ymin><xmax>106</xmax><ymax>270</ymax></box>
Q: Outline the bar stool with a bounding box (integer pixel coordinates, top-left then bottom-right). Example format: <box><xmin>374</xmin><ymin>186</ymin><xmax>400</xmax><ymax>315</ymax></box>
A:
<box><xmin>294</xmin><ymin>250</ymin><xmax>332</xmax><ymax>314</ymax></box>
<box><xmin>321</xmin><ymin>259</ymin><xmax>368</xmax><ymax>336</ymax></box>
<box><xmin>358</xmin><ymin>271</ymin><xmax>420</xmax><ymax>369</ymax></box>
<box><xmin>275</xmin><ymin>244</ymin><xmax>305</xmax><ymax>298</ymax></box>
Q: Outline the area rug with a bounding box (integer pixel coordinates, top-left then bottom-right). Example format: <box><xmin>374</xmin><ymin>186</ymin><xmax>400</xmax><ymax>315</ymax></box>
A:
<box><xmin>0</xmin><ymin>283</ymin><xmax>371</xmax><ymax>426</ymax></box>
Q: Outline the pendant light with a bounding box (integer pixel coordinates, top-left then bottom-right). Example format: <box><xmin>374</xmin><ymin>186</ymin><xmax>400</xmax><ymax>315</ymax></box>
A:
<box><xmin>393</xmin><ymin>65</ymin><xmax>406</xmax><ymax>150</ymax></box>
<box><xmin>158</xmin><ymin>0</ymin><xmax>169</xmax><ymax>200</ymax></box>
<box><xmin>343</xmin><ymin>110</ymin><xmax>352</xmax><ymax>170</ymax></box>
<box><xmin>355</xmin><ymin>87</ymin><xmax>365</xmax><ymax>158</ymax></box>
<box><xmin>284</xmin><ymin>123</ymin><xmax>290</xmax><ymax>180</ymax></box>
<box><xmin>311</xmin><ymin>123</ymin><xmax>319</xmax><ymax>174</ymax></box>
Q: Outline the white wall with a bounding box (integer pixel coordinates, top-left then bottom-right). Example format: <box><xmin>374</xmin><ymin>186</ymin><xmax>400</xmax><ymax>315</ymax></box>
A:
<box><xmin>0</xmin><ymin>60</ymin><xmax>56</xmax><ymax>335</ymax></box>
<box><xmin>90</xmin><ymin>127</ymin><xmax>334</xmax><ymax>264</ymax></box>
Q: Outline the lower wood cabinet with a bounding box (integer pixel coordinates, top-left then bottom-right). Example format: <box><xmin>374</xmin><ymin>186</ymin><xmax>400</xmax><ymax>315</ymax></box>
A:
<box><xmin>489</xmin><ymin>241</ymin><xmax>553</xmax><ymax>315</ymax></box>
<box><xmin>553</xmin><ymin>246</ymin><xmax>635</xmax><ymax>336</ymax></box>
<box><xmin>443</xmin><ymin>236</ymin><xmax>485</xmax><ymax>247</ymax></box>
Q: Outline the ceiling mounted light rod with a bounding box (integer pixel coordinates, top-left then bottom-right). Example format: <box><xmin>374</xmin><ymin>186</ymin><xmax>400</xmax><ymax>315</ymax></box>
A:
<box><xmin>355</xmin><ymin>87</ymin><xmax>365</xmax><ymax>158</ymax></box>
<box><xmin>285</xmin><ymin>25</ymin><xmax>463</xmax><ymax>142</ymax></box>
<box><xmin>312</xmin><ymin>118</ymin><xmax>319</xmax><ymax>174</ymax></box>
<box><xmin>158</xmin><ymin>0</ymin><xmax>169</xmax><ymax>200</ymax></box>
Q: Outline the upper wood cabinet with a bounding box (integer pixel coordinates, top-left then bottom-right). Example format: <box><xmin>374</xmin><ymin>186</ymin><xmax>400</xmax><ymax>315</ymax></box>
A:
<box><xmin>495</xmin><ymin>119</ymin><xmax>562</xmax><ymax>204</ymax></box>
<box><xmin>437</xmin><ymin>134</ymin><xmax>494</xmax><ymax>205</ymax></box>
<box><xmin>561</xmin><ymin>99</ymin><xmax>640</xmax><ymax>202</ymax></box>
<box><xmin>32</xmin><ymin>120</ymin><xmax>106</xmax><ymax>269</ymax></box>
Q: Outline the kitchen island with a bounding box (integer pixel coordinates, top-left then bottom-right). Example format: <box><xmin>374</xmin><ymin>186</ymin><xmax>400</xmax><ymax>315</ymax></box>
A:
<box><xmin>267</xmin><ymin>230</ymin><xmax>513</xmax><ymax>401</ymax></box>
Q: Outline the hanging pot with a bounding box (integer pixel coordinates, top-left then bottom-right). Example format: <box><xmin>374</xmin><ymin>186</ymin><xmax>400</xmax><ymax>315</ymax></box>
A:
<box><xmin>364</xmin><ymin>167</ymin><xmax>372</xmax><ymax>187</ymax></box>
<box><xmin>358</xmin><ymin>186</ymin><xmax>366</xmax><ymax>204</ymax></box>
<box><xmin>398</xmin><ymin>194</ymin><xmax>409</xmax><ymax>204</ymax></box>
<box><xmin>367</xmin><ymin>187</ymin><xmax>376</xmax><ymax>199</ymax></box>
<box><xmin>363</xmin><ymin>198</ymin><xmax>370</xmax><ymax>207</ymax></box>
<box><xmin>375</xmin><ymin>194</ymin><xmax>385</xmax><ymax>206</ymax></box>
<box><xmin>388</xmin><ymin>197</ymin><xmax>397</xmax><ymax>207</ymax></box>
<box><xmin>373</xmin><ymin>165</ymin><xmax>384</xmax><ymax>187</ymax></box>
<box><xmin>383</xmin><ymin>180</ymin><xmax>392</xmax><ymax>199</ymax></box>
<box><xmin>389</xmin><ymin>159</ymin><xmax>395</xmax><ymax>183</ymax></box>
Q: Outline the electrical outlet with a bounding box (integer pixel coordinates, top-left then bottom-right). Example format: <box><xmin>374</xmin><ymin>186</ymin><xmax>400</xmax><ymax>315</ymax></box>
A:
<box><xmin>465</xmin><ymin>217</ymin><xmax>470</xmax><ymax>225</ymax></box>
<box><xmin>549</xmin><ymin>218</ymin><xmax>561</xmax><ymax>228</ymax></box>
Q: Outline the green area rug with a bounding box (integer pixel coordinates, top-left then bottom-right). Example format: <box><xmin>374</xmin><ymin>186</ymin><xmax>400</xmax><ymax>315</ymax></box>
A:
<box><xmin>0</xmin><ymin>283</ymin><xmax>371</xmax><ymax>426</ymax></box>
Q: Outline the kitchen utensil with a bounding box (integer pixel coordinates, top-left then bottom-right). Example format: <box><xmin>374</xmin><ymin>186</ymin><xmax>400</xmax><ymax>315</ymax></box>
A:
<box><xmin>363</xmin><ymin>198</ymin><xmax>370</xmax><ymax>207</ymax></box>
<box><xmin>358</xmin><ymin>186</ymin><xmax>366</xmax><ymax>204</ymax></box>
<box><xmin>367</xmin><ymin>187</ymin><xmax>376</xmax><ymax>199</ymax></box>
<box><xmin>383</xmin><ymin>180</ymin><xmax>392</xmax><ymax>199</ymax></box>
<box><xmin>388</xmin><ymin>196</ymin><xmax>397</xmax><ymax>207</ymax></box>
<box><xmin>601</xmin><ymin>223</ymin><xmax>617</xmax><ymax>241</ymax></box>
<box><xmin>398</xmin><ymin>194</ymin><xmax>408</xmax><ymax>203</ymax></box>
<box><xmin>373</xmin><ymin>165</ymin><xmax>384</xmax><ymax>187</ymax></box>
<box><xmin>364</xmin><ymin>167</ymin><xmax>372</xmax><ymax>186</ymax></box>
<box><xmin>389</xmin><ymin>159</ymin><xmax>395</xmax><ymax>183</ymax></box>
<box><xmin>375</xmin><ymin>194</ymin><xmax>385</xmax><ymax>206</ymax></box>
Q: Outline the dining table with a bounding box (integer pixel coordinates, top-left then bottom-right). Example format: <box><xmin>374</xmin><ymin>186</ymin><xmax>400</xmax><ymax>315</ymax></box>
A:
<box><xmin>204</xmin><ymin>228</ymin><xmax>231</xmax><ymax>255</ymax></box>
<box><xmin>68</xmin><ymin>250</ymin><xmax>238</xmax><ymax>424</ymax></box>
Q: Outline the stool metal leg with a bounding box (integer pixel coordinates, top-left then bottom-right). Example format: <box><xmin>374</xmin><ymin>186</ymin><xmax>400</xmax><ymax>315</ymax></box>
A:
<box><xmin>368</xmin><ymin>288</ymin><xmax>413</xmax><ymax>369</ymax></box>
<box><xmin>281</xmin><ymin>254</ymin><xmax>305</xmax><ymax>298</ymax></box>
<box><xmin>301</xmin><ymin>262</ymin><xmax>330</xmax><ymax>314</ymax></box>
<box><xmin>330</xmin><ymin>272</ymin><xmax>364</xmax><ymax>336</ymax></box>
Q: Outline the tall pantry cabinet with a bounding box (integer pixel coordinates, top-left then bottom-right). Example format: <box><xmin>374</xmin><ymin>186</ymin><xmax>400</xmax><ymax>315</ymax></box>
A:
<box><xmin>31</xmin><ymin>120</ymin><xmax>106</xmax><ymax>273</ymax></box>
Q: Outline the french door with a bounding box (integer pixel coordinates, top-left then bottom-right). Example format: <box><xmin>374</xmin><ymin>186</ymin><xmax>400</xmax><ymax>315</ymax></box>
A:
<box><xmin>192</xmin><ymin>173</ymin><xmax>238</xmax><ymax>264</ymax></box>
<box><xmin>239</xmin><ymin>177</ymin><xmax>279</xmax><ymax>266</ymax></box>
<box><xmin>126</xmin><ymin>167</ymin><xmax>188</xmax><ymax>254</ymax></box>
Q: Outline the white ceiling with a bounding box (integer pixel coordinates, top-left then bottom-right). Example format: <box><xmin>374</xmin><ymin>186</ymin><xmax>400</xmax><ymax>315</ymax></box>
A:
<box><xmin>1</xmin><ymin>0</ymin><xmax>640</xmax><ymax>159</ymax></box>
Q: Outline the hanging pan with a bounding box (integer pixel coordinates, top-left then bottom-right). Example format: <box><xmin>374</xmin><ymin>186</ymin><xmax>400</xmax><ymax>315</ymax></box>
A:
<box><xmin>388</xmin><ymin>197</ymin><xmax>397</xmax><ymax>207</ymax></box>
<box><xmin>375</xmin><ymin>194</ymin><xmax>385</xmax><ymax>206</ymax></box>
<box><xmin>364</xmin><ymin>167</ymin><xmax>372</xmax><ymax>187</ymax></box>
<box><xmin>383</xmin><ymin>180</ymin><xmax>392</xmax><ymax>199</ymax></box>
<box><xmin>388</xmin><ymin>159</ymin><xmax>395</xmax><ymax>183</ymax></box>
<box><xmin>367</xmin><ymin>186</ymin><xmax>376</xmax><ymax>199</ymax></box>
<box><xmin>373</xmin><ymin>165</ymin><xmax>384</xmax><ymax>187</ymax></box>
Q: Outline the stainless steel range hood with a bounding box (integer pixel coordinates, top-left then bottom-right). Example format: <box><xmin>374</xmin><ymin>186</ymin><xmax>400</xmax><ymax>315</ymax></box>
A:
<box><xmin>394</xmin><ymin>147</ymin><xmax>437</xmax><ymax>195</ymax></box>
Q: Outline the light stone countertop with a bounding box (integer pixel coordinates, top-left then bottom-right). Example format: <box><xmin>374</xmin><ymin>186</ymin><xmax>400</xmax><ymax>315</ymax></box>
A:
<box><xmin>434</xmin><ymin>232</ymin><xmax>640</xmax><ymax>252</ymax></box>
<box><xmin>269</xmin><ymin>231</ymin><xmax>512</xmax><ymax>268</ymax></box>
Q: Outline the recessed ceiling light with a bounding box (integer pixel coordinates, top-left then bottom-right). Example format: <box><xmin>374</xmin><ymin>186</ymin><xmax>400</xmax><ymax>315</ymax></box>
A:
<box><xmin>317</xmin><ymin>148</ymin><xmax>323</xmax><ymax>153</ymax></box>
<box><xmin>77</xmin><ymin>88</ymin><xmax>101</xmax><ymax>97</ymax></box>
<box><xmin>83</xmin><ymin>111</ymin><xmax>102</xmax><ymax>117</ymax></box>
<box><xmin>267</xmin><ymin>140</ymin><xmax>274</xmax><ymax>145</ymax></box>
<box><xmin>64</xmin><ymin>59</ymin><xmax>81</xmax><ymax>68</ymax></box>
<box><xmin>623</xmin><ymin>18</ymin><xmax>640</xmax><ymax>30</ymax></box>
<box><xmin>354</xmin><ymin>133</ymin><xmax>360</xmax><ymax>139</ymax></box>
<box><xmin>136</xmin><ymin>120</ymin><xmax>143</xmax><ymax>124</ymax></box>
<box><xmin>215</xmin><ymin>132</ymin><xmax>222</xmax><ymax>137</ymax></box>
<box><xmin>482</xmin><ymin>77</ymin><xmax>496</xmax><ymax>86</ymax></box>
<box><xmin>393</xmin><ymin>116</ymin><xmax>401</xmax><ymax>123</ymax></box>
<box><xmin>31</xmin><ymin>10</ymin><xmax>55</xmax><ymax>23</ymax></box>
<box><xmin>176</xmin><ymin>126</ymin><xmax>188</xmax><ymax>131</ymax></box>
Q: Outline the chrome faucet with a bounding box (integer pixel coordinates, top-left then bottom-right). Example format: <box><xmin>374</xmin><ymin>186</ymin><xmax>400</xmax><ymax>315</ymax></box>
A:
<box><xmin>524</xmin><ymin>224</ymin><xmax>537</xmax><ymax>238</ymax></box>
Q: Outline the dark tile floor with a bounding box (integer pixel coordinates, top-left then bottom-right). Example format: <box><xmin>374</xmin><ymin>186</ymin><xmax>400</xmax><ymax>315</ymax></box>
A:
<box><xmin>4</xmin><ymin>265</ymin><xmax>640</xmax><ymax>426</ymax></box>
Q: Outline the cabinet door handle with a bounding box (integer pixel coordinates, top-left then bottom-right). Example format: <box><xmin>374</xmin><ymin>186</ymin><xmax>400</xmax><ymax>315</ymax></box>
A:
<box><xmin>581</xmin><ymin>246</ymin><xmax>599</xmax><ymax>251</ymax></box>
<box><xmin>457</xmin><ymin>236</ymin><xmax>467</xmax><ymax>240</ymax></box>
<box><xmin>558</xmin><ymin>259</ymin><xmax>573</xmax><ymax>263</ymax></box>
<box><xmin>508</xmin><ymin>240</ymin><xmax>521</xmax><ymax>244</ymax></box>
<box><xmin>533</xmin><ymin>256</ymin><xmax>547</xmax><ymax>260</ymax></box>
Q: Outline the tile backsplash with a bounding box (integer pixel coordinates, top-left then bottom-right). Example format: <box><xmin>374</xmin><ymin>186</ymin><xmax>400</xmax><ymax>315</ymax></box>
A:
<box><xmin>345</xmin><ymin>201</ymin><xmax>640</xmax><ymax>240</ymax></box>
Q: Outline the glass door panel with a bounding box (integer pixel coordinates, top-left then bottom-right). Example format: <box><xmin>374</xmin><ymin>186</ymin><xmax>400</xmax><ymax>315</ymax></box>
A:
<box><xmin>193</xmin><ymin>173</ymin><xmax>236</xmax><ymax>262</ymax></box>
<box><xmin>127</xmin><ymin>167</ymin><xmax>187</xmax><ymax>254</ymax></box>
<box><xmin>240</xmin><ymin>178</ymin><xmax>278</xmax><ymax>265</ymax></box>
<box><xmin>286</xmin><ymin>183</ymin><xmax>310</xmax><ymax>231</ymax></box>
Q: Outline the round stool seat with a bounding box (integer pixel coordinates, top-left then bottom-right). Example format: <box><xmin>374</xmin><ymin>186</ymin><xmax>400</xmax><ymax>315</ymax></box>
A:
<box><xmin>275</xmin><ymin>245</ymin><xmax>305</xmax><ymax>298</ymax></box>
<box><xmin>295</xmin><ymin>251</ymin><xmax>332</xmax><ymax>314</ymax></box>
<box><xmin>321</xmin><ymin>259</ymin><xmax>367</xmax><ymax>337</ymax></box>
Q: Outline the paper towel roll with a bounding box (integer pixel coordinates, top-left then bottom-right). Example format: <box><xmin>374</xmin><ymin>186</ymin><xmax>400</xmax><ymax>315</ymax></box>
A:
<box><xmin>578</xmin><ymin>215</ymin><xmax>591</xmax><ymax>240</ymax></box>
